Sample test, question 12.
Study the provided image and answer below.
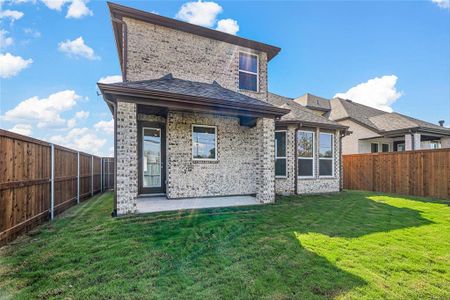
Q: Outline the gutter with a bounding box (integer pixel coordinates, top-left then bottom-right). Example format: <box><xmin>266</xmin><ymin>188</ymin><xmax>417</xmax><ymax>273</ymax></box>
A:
<box><xmin>277</xmin><ymin>120</ymin><xmax>348</xmax><ymax>131</ymax></box>
<box><xmin>97</xmin><ymin>83</ymin><xmax>290</xmax><ymax>117</ymax></box>
<box><xmin>339</xmin><ymin>129</ymin><xmax>349</xmax><ymax>191</ymax></box>
<box><xmin>111</xmin><ymin>17</ymin><xmax>128</xmax><ymax>82</ymax></box>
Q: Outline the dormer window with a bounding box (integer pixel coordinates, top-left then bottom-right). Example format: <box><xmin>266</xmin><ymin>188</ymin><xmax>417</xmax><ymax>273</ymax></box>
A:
<box><xmin>239</xmin><ymin>52</ymin><xmax>258</xmax><ymax>92</ymax></box>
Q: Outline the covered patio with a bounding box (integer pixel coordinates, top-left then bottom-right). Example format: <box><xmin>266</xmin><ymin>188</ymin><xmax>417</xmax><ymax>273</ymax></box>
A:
<box><xmin>136</xmin><ymin>195</ymin><xmax>261</xmax><ymax>213</ymax></box>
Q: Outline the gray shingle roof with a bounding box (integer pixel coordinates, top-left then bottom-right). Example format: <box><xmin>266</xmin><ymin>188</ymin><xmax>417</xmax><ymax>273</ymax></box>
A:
<box><xmin>329</xmin><ymin>97</ymin><xmax>449</xmax><ymax>133</ymax></box>
<box><xmin>268</xmin><ymin>93</ymin><xmax>345</xmax><ymax>128</ymax></box>
<box><xmin>294</xmin><ymin>93</ymin><xmax>331</xmax><ymax>111</ymax></box>
<box><xmin>108</xmin><ymin>74</ymin><xmax>276</xmax><ymax>109</ymax></box>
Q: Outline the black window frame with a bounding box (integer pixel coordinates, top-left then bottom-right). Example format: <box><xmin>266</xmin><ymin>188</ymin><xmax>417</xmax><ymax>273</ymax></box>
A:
<box><xmin>192</xmin><ymin>125</ymin><xmax>217</xmax><ymax>161</ymax></box>
<box><xmin>275</xmin><ymin>130</ymin><xmax>287</xmax><ymax>177</ymax></box>
<box><xmin>297</xmin><ymin>130</ymin><xmax>315</xmax><ymax>178</ymax></box>
<box><xmin>319</xmin><ymin>132</ymin><xmax>334</xmax><ymax>177</ymax></box>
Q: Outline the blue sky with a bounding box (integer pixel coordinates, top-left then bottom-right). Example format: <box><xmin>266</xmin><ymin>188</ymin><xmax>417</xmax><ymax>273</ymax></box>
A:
<box><xmin>0</xmin><ymin>0</ymin><xmax>449</xmax><ymax>156</ymax></box>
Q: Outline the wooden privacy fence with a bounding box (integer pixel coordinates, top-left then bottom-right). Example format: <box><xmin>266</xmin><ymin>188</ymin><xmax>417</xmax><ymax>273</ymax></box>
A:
<box><xmin>0</xmin><ymin>129</ymin><xmax>114</xmax><ymax>245</ymax></box>
<box><xmin>343</xmin><ymin>148</ymin><xmax>450</xmax><ymax>199</ymax></box>
<box><xmin>102</xmin><ymin>157</ymin><xmax>115</xmax><ymax>190</ymax></box>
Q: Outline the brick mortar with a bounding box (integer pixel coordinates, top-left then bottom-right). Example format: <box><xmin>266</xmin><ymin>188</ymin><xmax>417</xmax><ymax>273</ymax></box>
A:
<box><xmin>116</xmin><ymin>101</ymin><xmax>138</xmax><ymax>214</ymax></box>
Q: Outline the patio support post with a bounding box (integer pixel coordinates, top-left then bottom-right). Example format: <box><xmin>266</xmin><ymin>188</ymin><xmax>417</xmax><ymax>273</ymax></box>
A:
<box><xmin>50</xmin><ymin>144</ymin><xmax>55</xmax><ymax>220</ymax></box>
<box><xmin>77</xmin><ymin>152</ymin><xmax>80</xmax><ymax>204</ymax></box>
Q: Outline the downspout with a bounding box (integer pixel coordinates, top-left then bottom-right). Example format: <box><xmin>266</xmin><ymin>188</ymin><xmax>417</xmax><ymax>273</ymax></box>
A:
<box><xmin>111</xmin><ymin>17</ymin><xmax>128</xmax><ymax>82</ymax></box>
<box><xmin>105</xmin><ymin>98</ymin><xmax>118</xmax><ymax>217</ymax></box>
<box><xmin>339</xmin><ymin>129</ymin><xmax>347</xmax><ymax>192</ymax></box>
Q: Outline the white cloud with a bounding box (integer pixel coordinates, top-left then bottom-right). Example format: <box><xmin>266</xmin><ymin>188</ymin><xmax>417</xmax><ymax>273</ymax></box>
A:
<box><xmin>176</xmin><ymin>1</ymin><xmax>222</xmax><ymax>27</ymax></box>
<box><xmin>98</xmin><ymin>75</ymin><xmax>122</xmax><ymax>84</ymax></box>
<box><xmin>9</xmin><ymin>124</ymin><xmax>32</xmax><ymax>136</ymax></box>
<box><xmin>216</xmin><ymin>18</ymin><xmax>239</xmax><ymax>35</ymax></box>
<box><xmin>0</xmin><ymin>53</ymin><xmax>33</xmax><ymax>78</ymax></box>
<box><xmin>41</xmin><ymin>0</ymin><xmax>70</xmax><ymax>11</ymax></box>
<box><xmin>0</xmin><ymin>30</ymin><xmax>13</xmax><ymax>49</ymax></box>
<box><xmin>58</xmin><ymin>36</ymin><xmax>99</xmax><ymax>60</ymax></box>
<box><xmin>2</xmin><ymin>90</ymin><xmax>81</xmax><ymax>128</ymax></box>
<box><xmin>94</xmin><ymin>119</ymin><xmax>114</xmax><ymax>135</ymax></box>
<box><xmin>334</xmin><ymin>75</ymin><xmax>402</xmax><ymax>112</ymax></box>
<box><xmin>75</xmin><ymin>110</ymin><xmax>89</xmax><ymax>119</ymax></box>
<box><xmin>50</xmin><ymin>127</ymin><xmax>106</xmax><ymax>156</ymax></box>
<box><xmin>23</xmin><ymin>28</ymin><xmax>41</xmax><ymax>38</ymax></box>
<box><xmin>66</xmin><ymin>110</ymin><xmax>89</xmax><ymax>128</ymax></box>
<box><xmin>0</xmin><ymin>9</ymin><xmax>24</xmax><ymax>21</ymax></box>
<box><xmin>432</xmin><ymin>0</ymin><xmax>450</xmax><ymax>9</ymax></box>
<box><xmin>66</xmin><ymin>0</ymin><xmax>92</xmax><ymax>19</ymax></box>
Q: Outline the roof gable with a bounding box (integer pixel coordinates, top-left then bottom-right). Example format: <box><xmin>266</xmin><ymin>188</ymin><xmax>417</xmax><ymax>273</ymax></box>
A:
<box><xmin>294</xmin><ymin>93</ymin><xmax>331</xmax><ymax>111</ymax></box>
<box><xmin>108</xmin><ymin>1</ymin><xmax>281</xmax><ymax>72</ymax></box>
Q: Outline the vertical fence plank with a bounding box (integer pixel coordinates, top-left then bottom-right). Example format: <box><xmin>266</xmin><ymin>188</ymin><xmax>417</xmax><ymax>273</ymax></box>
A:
<box><xmin>0</xmin><ymin>129</ymin><xmax>115</xmax><ymax>245</ymax></box>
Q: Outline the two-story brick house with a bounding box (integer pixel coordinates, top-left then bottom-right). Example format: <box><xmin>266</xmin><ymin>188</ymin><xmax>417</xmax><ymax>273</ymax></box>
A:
<box><xmin>98</xmin><ymin>3</ymin><xmax>347</xmax><ymax>215</ymax></box>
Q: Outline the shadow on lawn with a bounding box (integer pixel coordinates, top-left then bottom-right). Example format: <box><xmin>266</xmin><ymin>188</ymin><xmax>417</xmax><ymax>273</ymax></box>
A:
<box><xmin>0</xmin><ymin>192</ymin><xmax>441</xmax><ymax>299</ymax></box>
<box><xmin>105</xmin><ymin>192</ymin><xmax>435</xmax><ymax>298</ymax></box>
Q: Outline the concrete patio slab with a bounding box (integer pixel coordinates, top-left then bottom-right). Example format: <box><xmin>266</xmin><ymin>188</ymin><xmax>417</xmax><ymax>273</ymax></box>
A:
<box><xmin>136</xmin><ymin>195</ymin><xmax>261</xmax><ymax>213</ymax></box>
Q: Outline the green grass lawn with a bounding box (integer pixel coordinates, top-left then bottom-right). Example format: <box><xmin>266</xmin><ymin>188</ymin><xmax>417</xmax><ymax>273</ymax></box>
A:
<box><xmin>0</xmin><ymin>191</ymin><xmax>449</xmax><ymax>299</ymax></box>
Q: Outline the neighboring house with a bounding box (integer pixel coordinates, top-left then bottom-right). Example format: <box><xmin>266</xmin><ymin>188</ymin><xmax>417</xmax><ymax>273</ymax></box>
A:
<box><xmin>98</xmin><ymin>3</ymin><xmax>347</xmax><ymax>215</ymax></box>
<box><xmin>296</xmin><ymin>93</ymin><xmax>450</xmax><ymax>154</ymax></box>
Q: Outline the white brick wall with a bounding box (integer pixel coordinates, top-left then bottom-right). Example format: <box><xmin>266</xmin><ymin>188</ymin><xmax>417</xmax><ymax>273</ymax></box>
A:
<box><xmin>275</xmin><ymin>125</ymin><xmax>342</xmax><ymax>195</ymax></box>
<box><xmin>116</xmin><ymin>101</ymin><xmax>138</xmax><ymax>215</ymax></box>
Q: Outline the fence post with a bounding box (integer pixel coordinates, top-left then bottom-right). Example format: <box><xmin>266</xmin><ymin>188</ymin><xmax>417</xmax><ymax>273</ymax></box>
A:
<box><xmin>91</xmin><ymin>155</ymin><xmax>94</xmax><ymax>196</ymax></box>
<box><xmin>77</xmin><ymin>152</ymin><xmax>80</xmax><ymax>204</ymax></box>
<box><xmin>50</xmin><ymin>144</ymin><xmax>55</xmax><ymax>220</ymax></box>
<box><xmin>100</xmin><ymin>158</ymin><xmax>103</xmax><ymax>193</ymax></box>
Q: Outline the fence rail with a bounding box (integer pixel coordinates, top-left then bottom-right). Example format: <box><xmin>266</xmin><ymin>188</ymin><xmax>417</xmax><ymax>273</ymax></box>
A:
<box><xmin>343</xmin><ymin>148</ymin><xmax>450</xmax><ymax>199</ymax></box>
<box><xmin>0</xmin><ymin>129</ymin><xmax>114</xmax><ymax>245</ymax></box>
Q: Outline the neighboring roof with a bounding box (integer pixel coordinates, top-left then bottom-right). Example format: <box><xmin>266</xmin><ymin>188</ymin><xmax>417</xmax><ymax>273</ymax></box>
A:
<box><xmin>294</xmin><ymin>93</ymin><xmax>331</xmax><ymax>111</ymax></box>
<box><xmin>329</xmin><ymin>98</ymin><xmax>386</xmax><ymax>130</ymax></box>
<box><xmin>98</xmin><ymin>74</ymin><xmax>289</xmax><ymax>118</ymax></box>
<box><xmin>268</xmin><ymin>93</ymin><xmax>347</xmax><ymax>129</ymax></box>
<box><xmin>107</xmin><ymin>2</ymin><xmax>281</xmax><ymax>73</ymax></box>
<box><xmin>329</xmin><ymin>97</ymin><xmax>450</xmax><ymax>135</ymax></box>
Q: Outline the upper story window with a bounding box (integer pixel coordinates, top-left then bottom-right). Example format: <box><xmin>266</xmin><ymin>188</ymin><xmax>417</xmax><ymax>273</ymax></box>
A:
<box><xmin>239</xmin><ymin>52</ymin><xmax>258</xmax><ymax>92</ymax></box>
<box><xmin>319</xmin><ymin>132</ymin><xmax>334</xmax><ymax>177</ymax></box>
<box><xmin>192</xmin><ymin>125</ymin><xmax>217</xmax><ymax>161</ymax></box>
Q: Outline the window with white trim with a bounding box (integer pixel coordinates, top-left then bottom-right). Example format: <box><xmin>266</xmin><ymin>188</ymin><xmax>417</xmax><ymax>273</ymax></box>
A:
<box><xmin>239</xmin><ymin>52</ymin><xmax>258</xmax><ymax>92</ymax></box>
<box><xmin>275</xmin><ymin>131</ymin><xmax>287</xmax><ymax>177</ymax></box>
<box><xmin>382</xmin><ymin>143</ymin><xmax>390</xmax><ymax>152</ymax></box>
<box><xmin>430</xmin><ymin>140</ymin><xmax>441</xmax><ymax>149</ymax></box>
<box><xmin>192</xmin><ymin>125</ymin><xmax>217</xmax><ymax>160</ymax></box>
<box><xmin>371</xmin><ymin>143</ymin><xmax>379</xmax><ymax>153</ymax></box>
<box><xmin>319</xmin><ymin>132</ymin><xmax>334</xmax><ymax>177</ymax></box>
<box><xmin>297</xmin><ymin>131</ymin><xmax>314</xmax><ymax>178</ymax></box>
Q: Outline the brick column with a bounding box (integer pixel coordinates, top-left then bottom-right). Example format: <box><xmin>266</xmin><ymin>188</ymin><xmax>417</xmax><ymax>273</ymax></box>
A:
<box><xmin>256</xmin><ymin>117</ymin><xmax>275</xmax><ymax>203</ymax></box>
<box><xmin>116</xmin><ymin>101</ymin><xmax>138</xmax><ymax>215</ymax></box>
<box><xmin>405</xmin><ymin>134</ymin><xmax>413</xmax><ymax>151</ymax></box>
<box><xmin>413</xmin><ymin>133</ymin><xmax>421</xmax><ymax>150</ymax></box>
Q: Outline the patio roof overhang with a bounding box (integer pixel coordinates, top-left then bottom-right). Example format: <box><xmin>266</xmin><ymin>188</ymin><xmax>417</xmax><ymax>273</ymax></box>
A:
<box><xmin>98</xmin><ymin>83</ymin><xmax>290</xmax><ymax>120</ymax></box>
<box><xmin>378</xmin><ymin>127</ymin><xmax>450</xmax><ymax>138</ymax></box>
